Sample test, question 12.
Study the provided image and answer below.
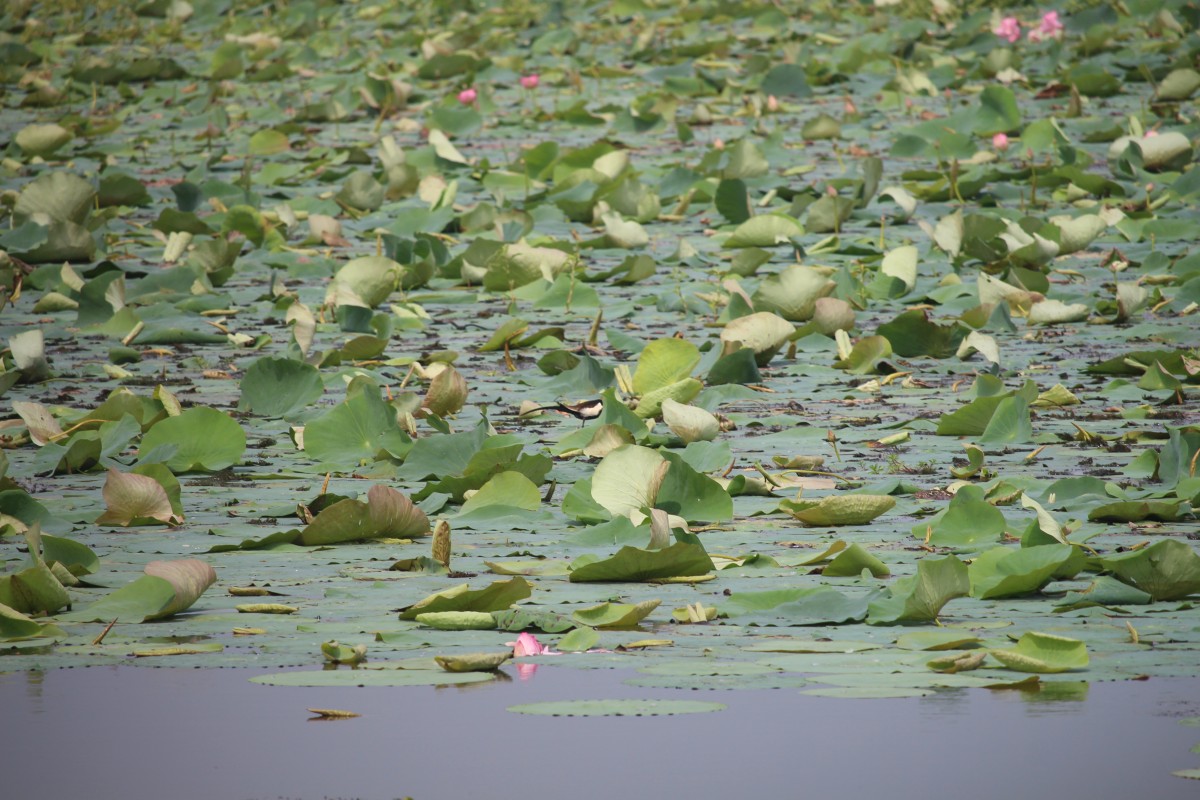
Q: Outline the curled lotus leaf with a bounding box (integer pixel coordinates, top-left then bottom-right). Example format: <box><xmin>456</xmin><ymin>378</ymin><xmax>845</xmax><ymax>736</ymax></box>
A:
<box><xmin>750</xmin><ymin>266</ymin><xmax>835</xmax><ymax>321</ymax></box>
<box><xmin>435</xmin><ymin>652</ymin><xmax>512</xmax><ymax>672</ymax></box>
<box><xmin>95</xmin><ymin>468</ymin><xmax>180</xmax><ymax>527</ymax></box>
<box><xmin>484</xmin><ymin>241</ymin><xmax>571</xmax><ymax>291</ymax></box>
<box><xmin>591</xmin><ymin>445</ymin><xmax>669</xmax><ymax>519</ymax></box>
<box><xmin>143</xmin><ymin>559</ymin><xmax>218</xmax><ymax>620</ymax></box>
<box><xmin>15</xmin><ymin>123</ymin><xmax>72</xmax><ymax>157</ymax></box>
<box><xmin>990</xmin><ymin>632</ymin><xmax>1089</xmax><ymax>674</ymax></box>
<box><xmin>720</xmin><ymin>312</ymin><xmax>795</xmax><ymax>366</ymax></box>
<box><xmin>1107</xmin><ymin>132</ymin><xmax>1193</xmax><ymax>171</ymax></box>
<box><xmin>780</xmin><ymin>494</ymin><xmax>895</xmax><ymax>526</ymax></box>
<box><xmin>662</xmin><ymin>399</ymin><xmax>720</xmax><ymax>443</ymax></box>
<box><xmin>634</xmin><ymin>378</ymin><xmax>702</xmax><ymax>420</ymax></box>
<box><xmin>416</xmin><ymin>611</ymin><xmax>499</xmax><ymax>630</ymax></box>
<box><xmin>571</xmin><ymin>599</ymin><xmax>661</xmax><ymax>628</ymax></box>
<box><xmin>422</xmin><ymin>365</ymin><xmax>468</xmax><ymax>417</ymax></box>
<box><xmin>326</xmin><ymin>255</ymin><xmax>402</xmax><ymax>308</ymax></box>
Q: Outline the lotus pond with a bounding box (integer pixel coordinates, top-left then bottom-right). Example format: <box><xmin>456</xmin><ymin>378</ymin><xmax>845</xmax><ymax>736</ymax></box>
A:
<box><xmin>1</xmin><ymin>0</ymin><xmax>1200</xmax><ymax>793</ymax></box>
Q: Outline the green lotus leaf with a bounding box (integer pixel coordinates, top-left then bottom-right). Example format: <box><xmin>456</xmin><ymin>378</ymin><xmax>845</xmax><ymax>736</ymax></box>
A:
<box><xmin>1098</xmin><ymin>540</ymin><xmax>1200</xmax><ymax>601</ymax></box>
<box><xmin>95</xmin><ymin>467</ymin><xmax>180</xmax><ymax>526</ymax></box>
<box><xmin>1087</xmin><ymin>500</ymin><xmax>1184</xmax><ymax>523</ymax></box>
<box><xmin>15</xmin><ymin>123</ymin><xmax>72</xmax><ymax>157</ymax></box>
<box><xmin>67</xmin><ymin>558</ymin><xmax>216</xmax><ymax>623</ymax></box>
<box><xmin>461</xmin><ymin>471</ymin><xmax>542</xmax><ymax>513</ymax></box>
<box><xmin>633</xmin><ymin>378</ymin><xmax>703</xmax><ymax>419</ymax></box>
<box><xmin>571</xmin><ymin>599</ymin><xmax>661</xmax><ymax>628</ymax></box>
<box><xmin>750</xmin><ymin>266</ymin><xmax>835</xmax><ymax>321</ymax></box>
<box><xmin>1108</xmin><ymin>132</ymin><xmax>1193</xmax><ymax>172</ymax></box>
<box><xmin>719</xmin><ymin>311</ymin><xmax>794</xmax><ymax>366</ymax></box>
<box><xmin>590</xmin><ymin>445</ymin><xmax>668</xmax><ymax>519</ymax></box>
<box><xmin>238</xmin><ymin>357</ymin><xmax>324</xmax><ymax>418</ymax></box>
<box><xmin>781</xmin><ymin>494</ymin><xmax>895</xmax><ymax>526</ymax></box>
<box><xmin>896</xmin><ymin>630</ymin><xmax>980</xmax><ymax>651</ymax></box>
<box><xmin>303</xmin><ymin>383</ymin><xmax>412</xmax><ymax>467</ymax></box>
<box><xmin>436</xmin><ymin>651</ymin><xmax>511</xmax><ymax>672</ymax></box>
<box><xmin>0</xmin><ymin>601</ymin><xmax>66</xmax><ymax>642</ymax></box>
<box><xmin>661</xmin><ymin>399</ymin><xmax>719</xmax><ymax>443</ymax></box>
<box><xmin>633</xmin><ymin>337</ymin><xmax>700</xmax><ymax>395</ymax></box>
<box><xmin>725</xmin><ymin>213</ymin><xmax>803</xmax><ymax>247</ymax></box>
<box><xmin>968</xmin><ymin>544</ymin><xmax>1085</xmax><ymax>599</ymax></box>
<box><xmin>568</xmin><ymin>541</ymin><xmax>714</xmax><ymax>583</ymax></box>
<box><xmin>990</xmin><ymin>632</ymin><xmax>1089</xmax><ymax>674</ymax></box>
<box><xmin>399</xmin><ymin>578</ymin><xmax>533</xmax><ymax>620</ymax></box>
<box><xmin>14</xmin><ymin>171</ymin><xmax>95</xmax><ymax>225</ymax></box>
<box><xmin>867</xmin><ymin>554</ymin><xmax>968</xmax><ymax>625</ymax></box>
<box><xmin>484</xmin><ymin>241</ymin><xmax>571</xmax><ymax>291</ymax></box>
<box><xmin>912</xmin><ymin>484</ymin><xmax>1006</xmax><ymax>550</ymax></box>
<box><xmin>822</xmin><ymin>543</ymin><xmax>890</xmax><ymax>578</ymax></box>
<box><xmin>300</xmin><ymin>484</ymin><xmax>429</xmax><ymax>545</ymax></box>
<box><xmin>139</xmin><ymin>406</ymin><xmax>246</xmax><ymax>473</ymax></box>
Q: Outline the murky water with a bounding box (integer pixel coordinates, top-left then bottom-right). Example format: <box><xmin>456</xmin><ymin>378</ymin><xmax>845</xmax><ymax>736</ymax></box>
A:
<box><xmin>1</xmin><ymin>667</ymin><xmax>1197</xmax><ymax>800</ymax></box>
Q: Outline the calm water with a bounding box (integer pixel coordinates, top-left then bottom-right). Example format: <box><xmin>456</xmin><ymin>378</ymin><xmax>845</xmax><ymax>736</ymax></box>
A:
<box><xmin>1</xmin><ymin>666</ymin><xmax>1197</xmax><ymax>800</ymax></box>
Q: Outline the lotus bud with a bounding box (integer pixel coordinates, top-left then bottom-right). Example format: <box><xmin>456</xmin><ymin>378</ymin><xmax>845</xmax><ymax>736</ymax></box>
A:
<box><xmin>812</xmin><ymin>297</ymin><xmax>856</xmax><ymax>335</ymax></box>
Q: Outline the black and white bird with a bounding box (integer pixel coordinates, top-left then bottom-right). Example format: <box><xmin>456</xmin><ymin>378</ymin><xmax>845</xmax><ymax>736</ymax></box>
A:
<box><xmin>524</xmin><ymin>398</ymin><xmax>604</xmax><ymax>422</ymax></box>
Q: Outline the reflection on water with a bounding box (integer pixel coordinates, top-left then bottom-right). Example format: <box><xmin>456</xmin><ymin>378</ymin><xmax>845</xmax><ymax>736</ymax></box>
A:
<box><xmin>0</xmin><ymin>666</ymin><xmax>1197</xmax><ymax>800</ymax></box>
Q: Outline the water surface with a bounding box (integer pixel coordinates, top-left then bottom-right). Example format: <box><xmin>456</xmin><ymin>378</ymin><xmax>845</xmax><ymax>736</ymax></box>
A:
<box><xmin>2</xmin><ymin>667</ymin><xmax>1197</xmax><ymax>800</ymax></box>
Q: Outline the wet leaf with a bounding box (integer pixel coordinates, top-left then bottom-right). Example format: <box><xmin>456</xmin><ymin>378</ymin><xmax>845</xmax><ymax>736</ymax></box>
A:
<box><xmin>991</xmin><ymin>632</ymin><xmax>1089</xmax><ymax>674</ymax></box>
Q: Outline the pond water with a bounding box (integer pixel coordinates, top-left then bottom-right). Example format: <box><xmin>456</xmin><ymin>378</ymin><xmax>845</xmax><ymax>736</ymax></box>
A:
<box><xmin>2</xmin><ymin>667</ymin><xmax>1197</xmax><ymax>800</ymax></box>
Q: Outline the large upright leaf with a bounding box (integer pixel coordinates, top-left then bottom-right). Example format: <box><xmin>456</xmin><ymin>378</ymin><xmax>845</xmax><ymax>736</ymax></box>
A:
<box><xmin>239</xmin><ymin>357</ymin><xmax>324</xmax><ymax>418</ymax></box>
<box><xmin>968</xmin><ymin>545</ymin><xmax>1085</xmax><ymax>599</ymax></box>
<box><xmin>591</xmin><ymin>445</ymin><xmax>669</xmax><ymax>519</ymax></box>
<box><xmin>398</xmin><ymin>578</ymin><xmax>533</xmax><ymax>620</ymax></box>
<box><xmin>139</xmin><ymin>407</ymin><xmax>246</xmax><ymax>472</ymax></box>
<box><xmin>299</xmin><ymin>485</ymin><xmax>429</xmax><ymax>545</ymax></box>
<box><xmin>303</xmin><ymin>383</ymin><xmax>411</xmax><ymax>467</ymax></box>
<box><xmin>867</xmin><ymin>555</ymin><xmax>968</xmax><ymax>625</ymax></box>
<box><xmin>569</xmin><ymin>542</ymin><xmax>714</xmax><ymax>582</ymax></box>
<box><xmin>912</xmin><ymin>484</ymin><xmax>1006</xmax><ymax>550</ymax></box>
<box><xmin>633</xmin><ymin>338</ymin><xmax>700</xmax><ymax>395</ymax></box>
<box><xmin>69</xmin><ymin>559</ymin><xmax>217</xmax><ymax>622</ymax></box>
<box><xmin>1099</xmin><ymin>540</ymin><xmax>1200</xmax><ymax>601</ymax></box>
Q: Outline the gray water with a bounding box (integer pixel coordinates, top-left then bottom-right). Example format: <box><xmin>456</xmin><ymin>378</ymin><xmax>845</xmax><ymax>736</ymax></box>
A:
<box><xmin>1</xmin><ymin>666</ymin><xmax>1197</xmax><ymax>800</ymax></box>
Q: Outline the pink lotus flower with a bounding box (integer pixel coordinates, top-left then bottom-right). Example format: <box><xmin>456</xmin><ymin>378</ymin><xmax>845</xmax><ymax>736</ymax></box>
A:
<box><xmin>510</xmin><ymin>632</ymin><xmax>546</xmax><ymax>657</ymax></box>
<box><xmin>520</xmin><ymin>74</ymin><xmax>539</xmax><ymax>90</ymax></box>
<box><xmin>992</xmin><ymin>132</ymin><xmax>1009</xmax><ymax>150</ymax></box>
<box><xmin>457</xmin><ymin>87</ymin><xmax>477</xmax><ymax>105</ymax></box>
<box><xmin>1039</xmin><ymin>11</ymin><xmax>1063</xmax><ymax>36</ymax></box>
<box><xmin>994</xmin><ymin>16</ymin><xmax>1020</xmax><ymax>44</ymax></box>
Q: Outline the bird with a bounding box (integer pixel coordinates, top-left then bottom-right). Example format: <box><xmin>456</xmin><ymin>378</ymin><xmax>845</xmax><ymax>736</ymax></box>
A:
<box><xmin>524</xmin><ymin>398</ymin><xmax>604</xmax><ymax>422</ymax></box>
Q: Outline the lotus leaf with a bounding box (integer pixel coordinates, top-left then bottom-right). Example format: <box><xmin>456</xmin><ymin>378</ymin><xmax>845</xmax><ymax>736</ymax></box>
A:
<box><xmin>751</xmin><ymin>266</ymin><xmax>835</xmax><ymax>321</ymax></box>
<box><xmin>990</xmin><ymin>632</ymin><xmax>1089</xmax><ymax>674</ymax></box>
<box><xmin>720</xmin><ymin>312</ymin><xmax>795</xmax><ymax>366</ymax></box>
<box><xmin>781</xmin><ymin>494</ymin><xmax>895</xmax><ymax>526</ymax></box>
<box><xmin>867</xmin><ymin>555</ymin><xmax>968</xmax><ymax>625</ymax></box>
<box><xmin>569</xmin><ymin>541</ymin><xmax>714</xmax><ymax>583</ymax></box>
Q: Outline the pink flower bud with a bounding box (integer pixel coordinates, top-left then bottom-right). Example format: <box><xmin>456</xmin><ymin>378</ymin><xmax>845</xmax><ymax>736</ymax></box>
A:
<box><xmin>992</xmin><ymin>133</ymin><xmax>1009</xmax><ymax>150</ymax></box>
<box><xmin>457</xmin><ymin>87</ymin><xmax>477</xmax><ymax>105</ymax></box>
<box><xmin>994</xmin><ymin>16</ymin><xmax>1020</xmax><ymax>44</ymax></box>
<box><xmin>511</xmin><ymin>632</ymin><xmax>545</xmax><ymax>657</ymax></box>
<box><xmin>1039</xmin><ymin>11</ymin><xmax>1063</xmax><ymax>36</ymax></box>
<box><xmin>520</xmin><ymin>74</ymin><xmax>539</xmax><ymax>90</ymax></box>
<box><xmin>766</xmin><ymin>94</ymin><xmax>779</xmax><ymax>112</ymax></box>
